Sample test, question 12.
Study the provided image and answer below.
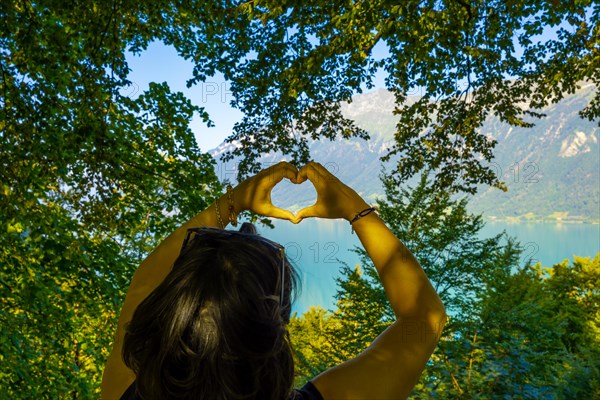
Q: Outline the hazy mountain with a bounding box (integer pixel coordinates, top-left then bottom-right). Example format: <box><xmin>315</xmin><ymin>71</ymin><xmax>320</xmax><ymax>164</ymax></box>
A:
<box><xmin>466</xmin><ymin>83</ymin><xmax>598</xmax><ymax>222</ymax></box>
<box><xmin>209</xmin><ymin>84</ymin><xmax>599</xmax><ymax>223</ymax></box>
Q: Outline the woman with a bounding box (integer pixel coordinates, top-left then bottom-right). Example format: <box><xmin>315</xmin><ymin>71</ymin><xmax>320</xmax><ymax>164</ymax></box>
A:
<box><xmin>101</xmin><ymin>161</ymin><xmax>447</xmax><ymax>400</ymax></box>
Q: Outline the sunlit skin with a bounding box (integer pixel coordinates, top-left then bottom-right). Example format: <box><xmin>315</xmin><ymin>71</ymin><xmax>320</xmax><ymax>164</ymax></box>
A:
<box><xmin>101</xmin><ymin>161</ymin><xmax>447</xmax><ymax>400</ymax></box>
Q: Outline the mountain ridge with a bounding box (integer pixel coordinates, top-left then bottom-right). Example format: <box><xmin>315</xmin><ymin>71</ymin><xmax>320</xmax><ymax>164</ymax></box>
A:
<box><xmin>208</xmin><ymin>85</ymin><xmax>599</xmax><ymax>223</ymax></box>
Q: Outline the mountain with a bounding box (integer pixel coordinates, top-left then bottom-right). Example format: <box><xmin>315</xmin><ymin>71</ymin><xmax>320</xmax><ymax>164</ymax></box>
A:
<box><xmin>466</xmin><ymin>83</ymin><xmax>599</xmax><ymax>222</ymax></box>
<box><xmin>208</xmin><ymin>84</ymin><xmax>599</xmax><ymax>223</ymax></box>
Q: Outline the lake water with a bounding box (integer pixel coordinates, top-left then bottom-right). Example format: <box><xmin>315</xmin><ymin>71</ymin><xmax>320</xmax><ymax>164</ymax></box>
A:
<box><xmin>250</xmin><ymin>218</ymin><xmax>600</xmax><ymax>316</ymax></box>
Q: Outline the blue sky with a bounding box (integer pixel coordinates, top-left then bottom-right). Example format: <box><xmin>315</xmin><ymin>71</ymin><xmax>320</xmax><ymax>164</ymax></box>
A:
<box><xmin>126</xmin><ymin>43</ymin><xmax>243</xmax><ymax>152</ymax></box>
<box><xmin>125</xmin><ymin>41</ymin><xmax>389</xmax><ymax>152</ymax></box>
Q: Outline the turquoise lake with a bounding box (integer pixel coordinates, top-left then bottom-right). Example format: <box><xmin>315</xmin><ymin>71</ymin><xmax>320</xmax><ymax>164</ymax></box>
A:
<box><xmin>249</xmin><ymin>218</ymin><xmax>600</xmax><ymax>316</ymax></box>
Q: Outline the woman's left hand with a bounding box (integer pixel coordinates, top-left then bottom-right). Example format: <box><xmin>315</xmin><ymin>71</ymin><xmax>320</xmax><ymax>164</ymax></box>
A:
<box><xmin>232</xmin><ymin>161</ymin><xmax>299</xmax><ymax>222</ymax></box>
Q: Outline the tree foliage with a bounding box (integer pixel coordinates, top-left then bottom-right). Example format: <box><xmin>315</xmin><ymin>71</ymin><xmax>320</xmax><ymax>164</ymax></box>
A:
<box><xmin>423</xmin><ymin>254</ymin><xmax>600</xmax><ymax>399</ymax></box>
<box><xmin>9</xmin><ymin>1</ymin><xmax>594</xmax><ymax>195</ymax></box>
<box><xmin>166</xmin><ymin>0</ymin><xmax>599</xmax><ymax>194</ymax></box>
<box><xmin>1</xmin><ymin>2</ymin><xmax>222</xmax><ymax>397</ymax></box>
<box><xmin>288</xmin><ymin>306</ymin><xmax>339</xmax><ymax>388</ymax></box>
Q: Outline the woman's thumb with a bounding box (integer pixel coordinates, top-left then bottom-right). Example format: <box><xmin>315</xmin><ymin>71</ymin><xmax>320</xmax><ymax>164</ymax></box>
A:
<box><xmin>294</xmin><ymin>205</ymin><xmax>318</xmax><ymax>222</ymax></box>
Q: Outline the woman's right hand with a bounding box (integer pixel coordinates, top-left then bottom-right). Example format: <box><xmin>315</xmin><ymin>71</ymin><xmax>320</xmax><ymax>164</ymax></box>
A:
<box><xmin>292</xmin><ymin>161</ymin><xmax>371</xmax><ymax>224</ymax></box>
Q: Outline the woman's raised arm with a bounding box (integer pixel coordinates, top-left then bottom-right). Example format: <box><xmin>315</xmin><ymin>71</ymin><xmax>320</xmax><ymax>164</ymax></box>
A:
<box><xmin>292</xmin><ymin>162</ymin><xmax>447</xmax><ymax>400</ymax></box>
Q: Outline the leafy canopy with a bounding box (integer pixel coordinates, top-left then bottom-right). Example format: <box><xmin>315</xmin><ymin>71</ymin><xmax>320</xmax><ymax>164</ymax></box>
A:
<box><xmin>164</xmin><ymin>0</ymin><xmax>599</xmax><ymax>193</ymax></box>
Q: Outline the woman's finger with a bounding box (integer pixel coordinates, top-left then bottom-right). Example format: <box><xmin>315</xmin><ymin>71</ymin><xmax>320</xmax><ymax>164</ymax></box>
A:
<box><xmin>267</xmin><ymin>206</ymin><xmax>297</xmax><ymax>222</ymax></box>
<box><xmin>293</xmin><ymin>171</ymin><xmax>307</xmax><ymax>185</ymax></box>
<box><xmin>294</xmin><ymin>205</ymin><xmax>319</xmax><ymax>221</ymax></box>
<box><xmin>264</xmin><ymin>161</ymin><xmax>299</xmax><ymax>187</ymax></box>
<box><xmin>296</xmin><ymin>162</ymin><xmax>324</xmax><ymax>188</ymax></box>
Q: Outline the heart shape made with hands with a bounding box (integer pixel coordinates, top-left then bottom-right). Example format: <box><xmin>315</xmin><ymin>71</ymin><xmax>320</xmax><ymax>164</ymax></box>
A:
<box><xmin>241</xmin><ymin>161</ymin><xmax>360</xmax><ymax>224</ymax></box>
<box><xmin>270</xmin><ymin>175</ymin><xmax>318</xmax><ymax>221</ymax></box>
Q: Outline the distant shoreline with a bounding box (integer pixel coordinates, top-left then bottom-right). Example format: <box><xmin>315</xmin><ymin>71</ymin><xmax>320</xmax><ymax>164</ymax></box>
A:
<box><xmin>482</xmin><ymin>216</ymin><xmax>600</xmax><ymax>224</ymax></box>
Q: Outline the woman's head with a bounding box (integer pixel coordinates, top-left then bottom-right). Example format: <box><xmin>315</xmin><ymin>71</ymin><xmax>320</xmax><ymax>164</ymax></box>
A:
<box><xmin>122</xmin><ymin>222</ymin><xmax>300</xmax><ymax>400</ymax></box>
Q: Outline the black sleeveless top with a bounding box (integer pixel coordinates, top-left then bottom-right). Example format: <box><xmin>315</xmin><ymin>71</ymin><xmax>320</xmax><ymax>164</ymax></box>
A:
<box><xmin>119</xmin><ymin>380</ymin><xmax>324</xmax><ymax>400</ymax></box>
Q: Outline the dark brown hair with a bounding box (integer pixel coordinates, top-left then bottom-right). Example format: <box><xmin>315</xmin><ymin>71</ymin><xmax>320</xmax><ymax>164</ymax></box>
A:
<box><xmin>122</xmin><ymin>222</ymin><xmax>300</xmax><ymax>400</ymax></box>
